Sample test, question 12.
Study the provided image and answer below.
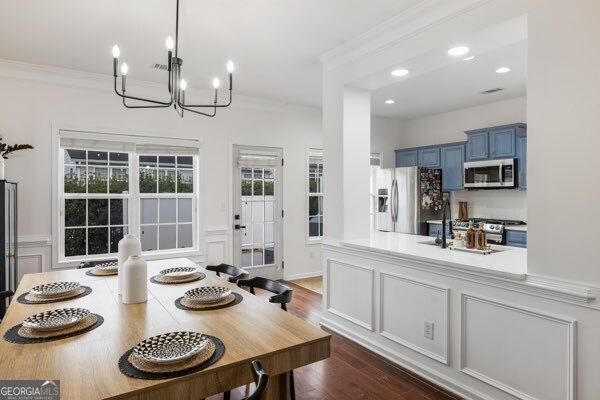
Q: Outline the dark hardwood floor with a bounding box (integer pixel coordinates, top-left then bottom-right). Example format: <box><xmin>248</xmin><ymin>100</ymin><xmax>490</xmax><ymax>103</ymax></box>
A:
<box><xmin>209</xmin><ymin>281</ymin><xmax>461</xmax><ymax>400</ymax></box>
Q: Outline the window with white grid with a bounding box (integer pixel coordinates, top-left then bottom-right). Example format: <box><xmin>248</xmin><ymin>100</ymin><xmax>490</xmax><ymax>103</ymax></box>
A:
<box><xmin>307</xmin><ymin>149</ymin><xmax>323</xmax><ymax>239</ymax></box>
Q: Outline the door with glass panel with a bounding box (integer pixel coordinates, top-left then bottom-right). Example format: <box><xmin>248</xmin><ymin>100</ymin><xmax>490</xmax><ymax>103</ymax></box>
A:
<box><xmin>232</xmin><ymin>146</ymin><xmax>283</xmax><ymax>274</ymax></box>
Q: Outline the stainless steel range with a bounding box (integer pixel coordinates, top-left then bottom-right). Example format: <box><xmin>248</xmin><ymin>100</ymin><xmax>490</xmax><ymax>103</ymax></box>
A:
<box><xmin>452</xmin><ymin>218</ymin><xmax>525</xmax><ymax>245</ymax></box>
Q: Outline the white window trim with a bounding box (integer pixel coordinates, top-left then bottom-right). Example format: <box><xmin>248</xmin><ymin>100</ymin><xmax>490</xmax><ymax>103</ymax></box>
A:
<box><xmin>305</xmin><ymin>147</ymin><xmax>324</xmax><ymax>244</ymax></box>
<box><xmin>52</xmin><ymin>124</ymin><xmax>203</xmax><ymax>269</ymax></box>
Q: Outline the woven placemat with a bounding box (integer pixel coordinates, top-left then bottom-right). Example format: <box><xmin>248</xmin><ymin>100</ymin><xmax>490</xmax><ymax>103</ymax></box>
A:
<box><xmin>118</xmin><ymin>335</ymin><xmax>225</xmax><ymax>380</ymax></box>
<box><xmin>175</xmin><ymin>292</ymin><xmax>243</xmax><ymax>311</ymax></box>
<box><xmin>4</xmin><ymin>314</ymin><xmax>104</xmax><ymax>344</ymax></box>
<box><xmin>17</xmin><ymin>286</ymin><xmax>92</xmax><ymax>304</ymax></box>
<box><xmin>85</xmin><ymin>268</ymin><xmax>117</xmax><ymax>276</ymax></box>
<box><xmin>150</xmin><ymin>272</ymin><xmax>206</xmax><ymax>285</ymax></box>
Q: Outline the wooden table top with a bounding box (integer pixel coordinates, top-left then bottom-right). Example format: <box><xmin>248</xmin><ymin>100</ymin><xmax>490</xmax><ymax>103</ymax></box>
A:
<box><xmin>0</xmin><ymin>258</ymin><xmax>330</xmax><ymax>400</ymax></box>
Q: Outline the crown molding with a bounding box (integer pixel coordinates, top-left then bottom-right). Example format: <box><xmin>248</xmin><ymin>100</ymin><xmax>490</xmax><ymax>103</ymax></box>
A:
<box><xmin>319</xmin><ymin>0</ymin><xmax>493</xmax><ymax>71</ymax></box>
<box><xmin>0</xmin><ymin>59</ymin><xmax>287</xmax><ymax>114</ymax></box>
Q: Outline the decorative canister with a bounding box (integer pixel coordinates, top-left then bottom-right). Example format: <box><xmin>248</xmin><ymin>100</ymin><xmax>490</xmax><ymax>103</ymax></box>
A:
<box><xmin>121</xmin><ymin>255</ymin><xmax>147</xmax><ymax>304</ymax></box>
<box><xmin>118</xmin><ymin>234</ymin><xmax>141</xmax><ymax>296</ymax></box>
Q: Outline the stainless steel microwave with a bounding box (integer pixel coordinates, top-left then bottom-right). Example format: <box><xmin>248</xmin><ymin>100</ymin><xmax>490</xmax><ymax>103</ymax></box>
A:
<box><xmin>464</xmin><ymin>158</ymin><xmax>516</xmax><ymax>189</ymax></box>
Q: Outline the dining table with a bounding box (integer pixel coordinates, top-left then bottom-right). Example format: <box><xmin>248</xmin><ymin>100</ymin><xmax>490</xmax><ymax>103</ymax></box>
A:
<box><xmin>0</xmin><ymin>258</ymin><xmax>331</xmax><ymax>399</ymax></box>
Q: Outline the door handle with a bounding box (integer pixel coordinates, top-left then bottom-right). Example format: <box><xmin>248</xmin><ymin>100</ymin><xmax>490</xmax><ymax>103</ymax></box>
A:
<box><xmin>234</xmin><ymin>224</ymin><xmax>246</xmax><ymax>230</ymax></box>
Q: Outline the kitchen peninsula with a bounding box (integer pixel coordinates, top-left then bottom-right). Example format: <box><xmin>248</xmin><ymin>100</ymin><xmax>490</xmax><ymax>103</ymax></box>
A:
<box><xmin>321</xmin><ymin>231</ymin><xmax>596</xmax><ymax>400</ymax></box>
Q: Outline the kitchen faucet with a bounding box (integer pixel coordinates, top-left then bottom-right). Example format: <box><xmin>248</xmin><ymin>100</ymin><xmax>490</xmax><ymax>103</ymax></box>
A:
<box><xmin>441</xmin><ymin>198</ymin><xmax>453</xmax><ymax>249</ymax></box>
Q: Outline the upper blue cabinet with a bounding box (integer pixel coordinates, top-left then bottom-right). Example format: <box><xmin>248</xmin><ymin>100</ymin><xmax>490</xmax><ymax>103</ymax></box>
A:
<box><xmin>441</xmin><ymin>144</ymin><xmax>465</xmax><ymax>191</ymax></box>
<box><xmin>465</xmin><ymin>123</ymin><xmax>526</xmax><ymax>161</ymax></box>
<box><xmin>516</xmin><ymin>135</ymin><xmax>527</xmax><ymax>190</ymax></box>
<box><xmin>418</xmin><ymin>147</ymin><xmax>441</xmax><ymax>168</ymax></box>
<box><xmin>395</xmin><ymin>149</ymin><xmax>418</xmax><ymax>167</ymax></box>
<box><xmin>466</xmin><ymin>131</ymin><xmax>489</xmax><ymax>161</ymax></box>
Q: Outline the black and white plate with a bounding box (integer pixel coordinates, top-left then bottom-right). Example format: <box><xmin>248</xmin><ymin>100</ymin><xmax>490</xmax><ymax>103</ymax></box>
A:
<box><xmin>96</xmin><ymin>261</ymin><xmax>118</xmax><ymax>271</ymax></box>
<box><xmin>184</xmin><ymin>286</ymin><xmax>232</xmax><ymax>304</ymax></box>
<box><xmin>132</xmin><ymin>331</ymin><xmax>209</xmax><ymax>364</ymax></box>
<box><xmin>22</xmin><ymin>307</ymin><xmax>91</xmax><ymax>332</ymax></box>
<box><xmin>29</xmin><ymin>282</ymin><xmax>81</xmax><ymax>298</ymax></box>
<box><xmin>160</xmin><ymin>267</ymin><xmax>198</xmax><ymax>279</ymax></box>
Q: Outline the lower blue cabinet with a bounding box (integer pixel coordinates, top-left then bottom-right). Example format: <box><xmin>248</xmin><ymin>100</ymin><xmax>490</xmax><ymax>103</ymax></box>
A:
<box><xmin>506</xmin><ymin>230</ymin><xmax>527</xmax><ymax>248</ymax></box>
<box><xmin>428</xmin><ymin>223</ymin><xmax>451</xmax><ymax>238</ymax></box>
<box><xmin>441</xmin><ymin>144</ymin><xmax>465</xmax><ymax>191</ymax></box>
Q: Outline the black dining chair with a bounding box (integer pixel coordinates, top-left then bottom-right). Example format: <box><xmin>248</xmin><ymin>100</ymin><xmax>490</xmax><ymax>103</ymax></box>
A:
<box><xmin>201</xmin><ymin>360</ymin><xmax>269</xmax><ymax>400</ymax></box>
<box><xmin>205</xmin><ymin>263</ymin><xmax>250</xmax><ymax>283</ymax></box>
<box><xmin>237</xmin><ymin>277</ymin><xmax>295</xmax><ymax>399</ymax></box>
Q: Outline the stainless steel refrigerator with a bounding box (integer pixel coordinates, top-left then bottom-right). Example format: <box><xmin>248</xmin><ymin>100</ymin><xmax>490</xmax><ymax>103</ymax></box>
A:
<box><xmin>376</xmin><ymin>167</ymin><xmax>443</xmax><ymax>235</ymax></box>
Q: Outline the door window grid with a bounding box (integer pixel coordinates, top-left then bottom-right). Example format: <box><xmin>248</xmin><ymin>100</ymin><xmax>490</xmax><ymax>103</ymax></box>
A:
<box><xmin>62</xmin><ymin>149</ymin><xmax>130</xmax><ymax>258</ymax></box>
<box><xmin>308</xmin><ymin>151</ymin><xmax>324</xmax><ymax>238</ymax></box>
<box><xmin>240</xmin><ymin>167</ymin><xmax>276</xmax><ymax>268</ymax></box>
<box><xmin>139</xmin><ymin>155</ymin><xmax>195</xmax><ymax>252</ymax></box>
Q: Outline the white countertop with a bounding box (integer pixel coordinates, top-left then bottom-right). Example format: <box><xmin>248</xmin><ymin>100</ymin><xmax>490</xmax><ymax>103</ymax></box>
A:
<box><xmin>337</xmin><ymin>231</ymin><xmax>527</xmax><ymax>280</ymax></box>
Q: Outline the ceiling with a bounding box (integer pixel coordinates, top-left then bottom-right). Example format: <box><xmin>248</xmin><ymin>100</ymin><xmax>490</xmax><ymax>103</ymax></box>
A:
<box><xmin>368</xmin><ymin>16</ymin><xmax>528</xmax><ymax>120</ymax></box>
<box><xmin>0</xmin><ymin>0</ymin><xmax>424</xmax><ymax>107</ymax></box>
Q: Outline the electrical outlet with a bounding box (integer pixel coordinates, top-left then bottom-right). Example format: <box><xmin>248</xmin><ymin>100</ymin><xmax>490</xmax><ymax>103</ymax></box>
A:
<box><xmin>424</xmin><ymin>321</ymin><xmax>434</xmax><ymax>340</ymax></box>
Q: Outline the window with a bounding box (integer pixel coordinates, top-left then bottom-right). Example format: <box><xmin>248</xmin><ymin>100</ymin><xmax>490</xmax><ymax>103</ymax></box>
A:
<box><xmin>59</xmin><ymin>140</ymin><xmax>198</xmax><ymax>261</ymax></box>
<box><xmin>63</xmin><ymin>149</ymin><xmax>130</xmax><ymax>257</ymax></box>
<box><xmin>138</xmin><ymin>155</ymin><xmax>195</xmax><ymax>252</ymax></box>
<box><xmin>307</xmin><ymin>148</ymin><xmax>324</xmax><ymax>239</ymax></box>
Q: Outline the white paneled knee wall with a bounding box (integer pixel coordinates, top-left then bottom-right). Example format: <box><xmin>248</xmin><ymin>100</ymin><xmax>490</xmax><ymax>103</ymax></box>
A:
<box><xmin>322</xmin><ymin>243</ymin><xmax>600</xmax><ymax>400</ymax></box>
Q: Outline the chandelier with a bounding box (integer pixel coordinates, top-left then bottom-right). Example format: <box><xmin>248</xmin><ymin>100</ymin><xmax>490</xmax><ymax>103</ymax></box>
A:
<box><xmin>111</xmin><ymin>0</ymin><xmax>234</xmax><ymax>117</ymax></box>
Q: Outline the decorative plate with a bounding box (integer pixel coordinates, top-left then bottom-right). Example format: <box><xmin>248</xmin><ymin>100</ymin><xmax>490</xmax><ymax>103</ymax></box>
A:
<box><xmin>184</xmin><ymin>286</ymin><xmax>232</xmax><ymax>304</ymax></box>
<box><xmin>22</xmin><ymin>307</ymin><xmax>91</xmax><ymax>332</ymax></box>
<box><xmin>159</xmin><ymin>267</ymin><xmax>198</xmax><ymax>279</ymax></box>
<box><xmin>132</xmin><ymin>331</ymin><xmax>209</xmax><ymax>364</ymax></box>
<box><xmin>29</xmin><ymin>282</ymin><xmax>81</xmax><ymax>297</ymax></box>
<box><xmin>96</xmin><ymin>261</ymin><xmax>118</xmax><ymax>270</ymax></box>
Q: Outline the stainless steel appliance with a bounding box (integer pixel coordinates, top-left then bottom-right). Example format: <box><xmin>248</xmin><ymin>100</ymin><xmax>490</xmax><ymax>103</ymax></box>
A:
<box><xmin>464</xmin><ymin>158</ymin><xmax>517</xmax><ymax>189</ymax></box>
<box><xmin>376</xmin><ymin>167</ymin><xmax>443</xmax><ymax>235</ymax></box>
<box><xmin>452</xmin><ymin>218</ymin><xmax>525</xmax><ymax>245</ymax></box>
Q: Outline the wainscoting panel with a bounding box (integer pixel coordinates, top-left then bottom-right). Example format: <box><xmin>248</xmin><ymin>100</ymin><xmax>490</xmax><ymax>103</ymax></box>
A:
<box><xmin>461</xmin><ymin>293</ymin><xmax>576</xmax><ymax>400</ymax></box>
<box><xmin>17</xmin><ymin>236</ymin><xmax>52</xmax><ymax>281</ymax></box>
<box><xmin>380</xmin><ymin>272</ymin><xmax>449</xmax><ymax>364</ymax></box>
<box><xmin>204</xmin><ymin>227</ymin><xmax>230</xmax><ymax>266</ymax></box>
<box><xmin>326</xmin><ymin>258</ymin><xmax>374</xmax><ymax>330</ymax></box>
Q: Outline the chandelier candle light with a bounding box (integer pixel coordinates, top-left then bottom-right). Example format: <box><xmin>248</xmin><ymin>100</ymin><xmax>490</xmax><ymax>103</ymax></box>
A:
<box><xmin>111</xmin><ymin>0</ymin><xmax>234</xmax><ymax>117</ymax></box>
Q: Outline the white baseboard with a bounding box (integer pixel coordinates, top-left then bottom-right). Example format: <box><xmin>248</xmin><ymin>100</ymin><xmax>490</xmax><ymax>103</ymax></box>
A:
<box><xmin>320</xmin><ymin>317</ymin><xmax>495</xmax><ymax>400</ymax></box>
<box><xmin>285</xmin><ymin>271</ymin><xmax>323</xmax><ymax>281</ymax></box>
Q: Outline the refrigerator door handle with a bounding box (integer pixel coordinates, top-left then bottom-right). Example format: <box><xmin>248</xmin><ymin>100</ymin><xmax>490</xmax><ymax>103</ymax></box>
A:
<box><xmin>391</xmin><ymin>178</ymin><xmax>399</xmax><ymax>223</ymax></box>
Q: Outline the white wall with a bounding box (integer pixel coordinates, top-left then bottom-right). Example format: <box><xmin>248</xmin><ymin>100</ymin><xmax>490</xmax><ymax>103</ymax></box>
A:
<box><xmin>0</xmin><ymin>63</ymin><xmax>323</xmax><ymax>280</ymax></box>
<box><xmin>370</xmin><ymin>117</ymin><xmax>405</xmax><ymax>168</ymax></box>
<box><xmin>527</xmin><ymin>0</ymin><xmax>600</xmax><ymax>286</ymax></box>
<box><xmin>372</xmin><ymin>96</ymin><xmax>528</xmax><ymax>221</ymax></box>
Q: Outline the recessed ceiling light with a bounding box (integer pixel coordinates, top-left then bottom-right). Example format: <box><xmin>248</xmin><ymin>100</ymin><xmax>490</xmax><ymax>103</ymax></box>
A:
<box><xmin>496</xmin><ymin>66</ymin><xmax>511</xmax><ymax>74</ymax></box>
<box><xmin>391</xmin><ymin>69</ymin><xmax>409</xmax><ymax>77</ymax></box>
<box><xmin>448</xmin><ymin>46</ymin><xmax>470</xmax><ymax>56</ymax></box>
<box><xmin>463</xmin><ymin>55</ymin><xmax>475</xmax><ymax>61</ymax></box>
<box><xmin>385</xmin><ymin>99</ymin><xmax>395</xmax><ymax>105</ymax></box>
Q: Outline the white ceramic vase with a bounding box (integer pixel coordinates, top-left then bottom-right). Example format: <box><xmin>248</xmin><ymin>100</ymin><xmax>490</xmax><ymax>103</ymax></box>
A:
<box><xmin>0</xmin><ymin>157</ymin><xmax>5</xmax><ymax>180</ymax></box>
<box><xmin>117</xmin><ymin>234</ymin><xmax>141</xmax><ymax>296</ymax></box>
<box><xmin>121</xmin><ymin>255</ymin><xmax>147</xmax><ymax>304</ymax></box>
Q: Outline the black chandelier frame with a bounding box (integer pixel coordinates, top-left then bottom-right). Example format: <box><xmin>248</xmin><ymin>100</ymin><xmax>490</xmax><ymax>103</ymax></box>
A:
<box><xmin>112</xmin><ymin>0</ymin><xmax>233</xmax><ymax>117</ymax></box>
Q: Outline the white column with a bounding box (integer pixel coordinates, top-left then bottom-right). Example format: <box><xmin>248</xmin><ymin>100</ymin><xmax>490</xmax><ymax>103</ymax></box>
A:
<box><xmin>323</xmin><ymin>78</ymin><xmax>371</xmax><ymax>241</ymax></box>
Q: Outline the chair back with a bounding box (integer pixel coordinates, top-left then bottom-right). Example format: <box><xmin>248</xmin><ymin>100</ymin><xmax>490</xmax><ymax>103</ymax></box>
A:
<box><xmin>245</xmin><ymin>360</ymin><xmax>269</xmax><ymax>400</ymax></box>
<box><xmin>206</xmin><ymin>263</ymin><xmax>250</xmax><ymax>283</ymax></box>
<box><xmin>237</xmin><ymin>277</ymin><xmax>293</xmax><ymax>310</ymax></box>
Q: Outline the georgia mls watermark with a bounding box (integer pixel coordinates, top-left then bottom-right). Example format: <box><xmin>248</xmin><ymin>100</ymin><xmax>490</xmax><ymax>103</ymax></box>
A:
<box><xmin>0</xmin><ymin>380</ymin><xmax>60</xmax><ymax>400</ymax></box>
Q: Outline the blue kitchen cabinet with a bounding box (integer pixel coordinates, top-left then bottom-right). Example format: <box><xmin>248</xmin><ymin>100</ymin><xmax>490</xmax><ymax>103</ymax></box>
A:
<box><xmin>506</xmin><ymin>230</ymin><xmax>527</xmax><ymax>248</ymax></box>
<box><xmin>466</xmin><ymin>131</ymin><xmax>489</xmax><ymax>161</ymax></box>
<box><xmin>489</xmin><ymin>127</ymin><xmax>516</xmax><ymax>159</ymax></box>
<box><xmin>516</xmin><ymin>135</ymin><xmax>527</xmax><ymax>190</ymax></box>
<box><xmin>441</xmin><ymin>144</ymin><xmax>465</xmax><ymax>191</ymax></box>
<box><xmin>418</xmin><ymin>147</ymin><xmax>441</xmax><ymax>168</ymax></box>
<box><xmin>428</xmin><ymin>223</ymin><xmax>452</xmax><ymax>238</ymax></box>
<box><xmin>396</xmin><ymin>149</ymin><xmax>418</xmax><ymax>167</ymax></box>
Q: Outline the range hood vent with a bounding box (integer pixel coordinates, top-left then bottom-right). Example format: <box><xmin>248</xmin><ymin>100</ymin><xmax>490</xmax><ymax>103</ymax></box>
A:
<box><xmin>481</xmin><ymin>88</ymin><xmax>504</xmax><ymax>94</ymax></box>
